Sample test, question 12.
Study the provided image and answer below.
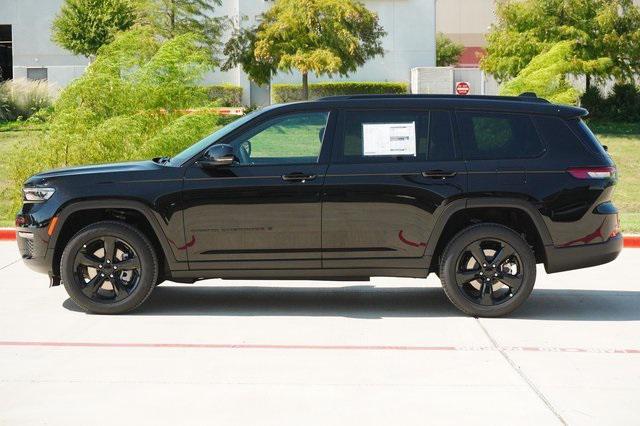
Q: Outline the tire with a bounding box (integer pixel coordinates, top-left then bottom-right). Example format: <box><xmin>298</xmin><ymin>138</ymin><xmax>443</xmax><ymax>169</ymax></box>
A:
<box><xmin>61</xmin><ymin>221</ymin><xmax>159</xmax><ymax>314</ymax></box>
<box><xmin>439</xmin><ymin>223</ymin><xmax>536</xmax><ymax>317</ymax></box>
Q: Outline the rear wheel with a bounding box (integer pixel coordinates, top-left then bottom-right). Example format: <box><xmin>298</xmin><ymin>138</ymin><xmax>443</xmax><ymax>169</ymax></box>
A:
<box><xmin>61</xmin><ymin>221</ymin><xmax>158</xmax><ymax>314</ymax></box>
<box><xmin>439</xmin><ymin>223</ymin><xmax>536</xmax><ymax>317</ymax></box>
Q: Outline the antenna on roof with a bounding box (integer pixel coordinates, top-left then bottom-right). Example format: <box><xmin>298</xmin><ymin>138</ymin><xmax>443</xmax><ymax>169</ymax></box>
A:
<box><xmin>519</xmin><ymin>92</ymin><xmax>538</xmax><ymax>98</ymax></box>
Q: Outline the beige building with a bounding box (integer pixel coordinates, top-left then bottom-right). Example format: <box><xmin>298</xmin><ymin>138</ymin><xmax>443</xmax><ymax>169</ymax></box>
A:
<box><xmin>436</xmin><ymin>0</ymin><xmax>640</xmax><ymax>68</ymax></box>
<box><xmin>436</xmin><ymin>0</ymin><xmax>496</xmax><ymax>67</ymax></box>
<box><xmin>1</xmin><ymin>0</ymin><xmax>437</xmax><ymax>105</ymax></box>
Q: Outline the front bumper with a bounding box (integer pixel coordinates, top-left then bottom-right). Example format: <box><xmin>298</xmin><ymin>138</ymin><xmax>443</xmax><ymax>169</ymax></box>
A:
<box><xmin>16</xmin><ymin>226</ymin><xmax>54</xmax><ymax>277</ymax></box>
<box><xmin>544</xmin><ymin>233</ymin><xmax>623</xmax><ymax>273</ymax></box>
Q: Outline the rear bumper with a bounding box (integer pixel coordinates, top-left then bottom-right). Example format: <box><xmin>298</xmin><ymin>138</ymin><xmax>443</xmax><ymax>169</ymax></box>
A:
<box><xmin>544</xmin><ymin>233</ymin><xmax>623</xmax><ymax>273</ymax></box>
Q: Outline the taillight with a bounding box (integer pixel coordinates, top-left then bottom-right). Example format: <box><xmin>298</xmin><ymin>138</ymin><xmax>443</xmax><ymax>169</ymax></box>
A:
<box><xmin>567</xmin><ymin>166</ymin><xmax>616</xmax><ymax>179</ymax></box>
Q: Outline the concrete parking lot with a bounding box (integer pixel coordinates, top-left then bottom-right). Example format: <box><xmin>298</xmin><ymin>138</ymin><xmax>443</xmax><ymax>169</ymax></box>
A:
<box><xmin>0</xmin><ymin>242</ymin><xmax>639</xmax><ymax>425</ymax></box>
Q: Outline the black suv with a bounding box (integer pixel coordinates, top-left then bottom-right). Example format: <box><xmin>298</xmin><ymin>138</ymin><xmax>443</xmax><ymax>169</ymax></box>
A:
<box><xmin>16</xmin><ymin>94</ymin><xmax>622</xmax><ymax>316</ymax></box>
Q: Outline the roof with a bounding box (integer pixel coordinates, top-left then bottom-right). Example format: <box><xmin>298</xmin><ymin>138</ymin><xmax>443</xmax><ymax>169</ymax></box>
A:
<box><xmin>288</xmin><ymin>94</ymin><xmax>589</xmax><ymax>119</ymax></box>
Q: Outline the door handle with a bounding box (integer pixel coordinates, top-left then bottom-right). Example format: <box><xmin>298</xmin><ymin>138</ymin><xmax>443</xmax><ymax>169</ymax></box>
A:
<box><xmin>282</xmin><ymin>173</ymin><xmax>317</xmax><ymax>182</ymax></box>
<box><xmin>422</xmin><ymin>170</ymin><xmax>457</xmax><ymax>178</ymax></box>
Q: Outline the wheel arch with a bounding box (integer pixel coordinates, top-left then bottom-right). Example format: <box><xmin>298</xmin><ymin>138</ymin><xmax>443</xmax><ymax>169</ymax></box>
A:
<box><xmin>426</xmin><ymin>197</ymin><xmax>553</xmax><ymax>272</ymax></box>
<box><xmin>49</xmin><ymin>199</ymin><xmax>180</xmax><ymax>279</ymax></box>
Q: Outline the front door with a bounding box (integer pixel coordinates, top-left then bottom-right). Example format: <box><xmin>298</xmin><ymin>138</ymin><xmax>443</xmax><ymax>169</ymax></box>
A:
<box><xmin>322</xmin><ymin>109</ymin><xmax>467</xmax><ymax>270</ymax></box>
<box><xmin>183</xmin><ymin>109</ymin><xmax>333</xmax><ymax>270</ymax></box>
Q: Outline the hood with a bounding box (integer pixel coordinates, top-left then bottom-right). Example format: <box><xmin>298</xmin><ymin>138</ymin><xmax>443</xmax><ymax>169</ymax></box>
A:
<box><xmin>25</xmin><ymin>160</ymin><xmax>162</xmax><ymax>186</ymax></box>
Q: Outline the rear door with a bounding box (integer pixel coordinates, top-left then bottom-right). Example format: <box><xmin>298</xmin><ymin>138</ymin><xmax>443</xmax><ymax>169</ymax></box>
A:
<box><xmin>322</xmin><ymin>108</ymin><xmax>467</xmax><ymax>270</ymax></box>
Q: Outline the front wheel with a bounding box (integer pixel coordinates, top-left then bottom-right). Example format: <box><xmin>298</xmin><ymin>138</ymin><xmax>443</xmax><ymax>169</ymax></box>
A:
<box><xmin>61</xmin><ymin>221</ymin><xmax>159</xmax><ymax>314</ymax></box>
<box><xmin>439</xmin><ymin>224</ymin><xmax>536</xmax><ymax>317</ymax></box>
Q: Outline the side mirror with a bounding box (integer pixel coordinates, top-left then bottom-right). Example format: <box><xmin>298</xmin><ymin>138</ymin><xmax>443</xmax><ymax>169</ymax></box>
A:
<box><xmin>200</xmin><ymin>144</ymin><xmax>236</xmax><ymax>168</ymax></box>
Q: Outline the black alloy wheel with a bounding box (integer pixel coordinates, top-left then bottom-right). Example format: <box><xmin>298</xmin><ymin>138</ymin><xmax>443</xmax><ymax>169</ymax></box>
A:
<box><xmin>61</xmin><ymin>221</ymin><xmax>158</xmax><ymax>314</ymax></box>
<box><xmin>73</xmin><ymin>236</ymin><xmax>141</xmax><ymax>303</ymax></box>
<box><xmin>439</xmin><ymin>223</ymin><xmax>536</xmax><ymax>317</ymax></box>
<box><xmin>455</xmin><ymin>239</ymin><xmax>523</xmax><ymax>306</ymax></box>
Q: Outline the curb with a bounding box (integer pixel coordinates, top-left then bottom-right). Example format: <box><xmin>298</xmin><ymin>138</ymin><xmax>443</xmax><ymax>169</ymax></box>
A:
<box><xmin>0</xmin><ymin>228</ymin><xmax>15</xmax><ymax>240</ymax></box>
<box><xmin>1</xmin><ymin>227</ymin><xmax>639</xmax><ymax>247</ymax></box>
<box><xmin>626</xmin><ymin>236</ymin><xmax>640</xmax><ymax>248</ymax></box>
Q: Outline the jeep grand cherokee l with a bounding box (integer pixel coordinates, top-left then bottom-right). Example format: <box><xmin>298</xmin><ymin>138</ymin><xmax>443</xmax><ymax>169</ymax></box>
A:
<box><xmin>16</xmin><ymin>94</ymin><xmax>622</xmax><ymax>316</ymax></box>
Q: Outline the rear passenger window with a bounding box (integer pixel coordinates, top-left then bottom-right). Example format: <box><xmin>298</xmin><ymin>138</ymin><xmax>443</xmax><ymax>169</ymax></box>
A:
<box><xmin>337</xmin><ymin>110</ymin><xmax>456</xmax><ymax>163</ymax></box>
<box><xmin>457</xmin><ymin>111</ymin><xmax>544</xmax><ymax>160</ymax></box>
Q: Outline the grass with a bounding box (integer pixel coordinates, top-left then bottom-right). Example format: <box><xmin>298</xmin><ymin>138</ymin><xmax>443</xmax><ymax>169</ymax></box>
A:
<box><xmin>590</xmin><ymin>121</ymin><xmax>640</xmax><ymax>233</ymax></box>
<box><xmin>0</xmin><ymin>121</ymin><xmax>43</xmax><ymax>226</ymax></box>
<box><xmin>0</xmin><ymin>119</ymin><xmax>638</xmax><ymax>233</ymax></box>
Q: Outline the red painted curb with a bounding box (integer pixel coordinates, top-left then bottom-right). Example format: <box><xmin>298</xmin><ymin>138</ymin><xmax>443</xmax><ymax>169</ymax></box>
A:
<box><xmin>0</xmin><ymin>228</ymin><xmax>15</xmax><ymax>240</ymax></box>
<box><xmin>626</xmin><ymin>236</ymin><xmax>640</xmax><ymax>248</ymax></box>
<box><xmin>1</xmin><ymin>227</ymin><xmax>639</xmax><ymax>247</ymax></box>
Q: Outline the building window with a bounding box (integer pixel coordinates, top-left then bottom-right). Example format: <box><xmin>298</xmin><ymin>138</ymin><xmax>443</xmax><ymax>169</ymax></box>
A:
<box><xmin>0</xmin><ymin>25</ymin><xmax>12</xmax><ymax>81</ymax></box>
<box><xmin>27</xmin><ymin>68</ymin><xmax>48</xmax><ymax>81</ymax></box>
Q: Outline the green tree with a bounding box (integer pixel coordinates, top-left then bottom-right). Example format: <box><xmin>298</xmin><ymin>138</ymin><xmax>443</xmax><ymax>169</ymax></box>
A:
<box><xmin>481</xmin><ymin>0</ymin><xmax>640</xmax><ymax>88</ymax></box>
<box><xmin>436</xmin><ymin>33</ymin><xmax>464</xmax><ymax>67</ymax></box>
<box><xmin>141</xmin><ymin>0</ymin><xmax>225</xmax><ymax>64</ymax></box>
<box><xmin>223</xmin><ymin>0</ymin><xmax>386</xmax><ymax>100</ymax></box>
<box><xmin>499</xmin><ymin>41</ymin><xmax>607</xmax><ymax>104</ymax></box>
<box><xmin>52</xmin><ymin>0</ymin><xmax>137</xmax><ymax>59</ymax></box>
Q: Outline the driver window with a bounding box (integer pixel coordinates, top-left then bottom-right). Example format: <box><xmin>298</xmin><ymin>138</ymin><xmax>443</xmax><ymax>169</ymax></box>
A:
<box><xmin>229</xmin><ymin>111</ymin><xmax>329</xmax><ymax>165</ymax></box>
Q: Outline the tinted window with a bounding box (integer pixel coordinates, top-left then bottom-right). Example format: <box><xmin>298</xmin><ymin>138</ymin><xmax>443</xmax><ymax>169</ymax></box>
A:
<box><xmin>572</xmin><ymin>119</ymin><xmax>610</xmax><ymax>158</ymax></box>
<box><xmin>533</xmin><ymin>116</ymin><xmax>587</xmax><ymax>158</ymax></box>
<box><xmin>228</xmin><ymin>111</ymin><xmax>329</xmax><ymax>165</ymax></box>
<box><xmin>337</xmin><ymin>110</ymin><xmax>455</xmax><ymax>163</ymax></box>
<box><xmin>457</xmin><ymin>111</ymin><xmax>544</xmax><ymax>160</ymax></box>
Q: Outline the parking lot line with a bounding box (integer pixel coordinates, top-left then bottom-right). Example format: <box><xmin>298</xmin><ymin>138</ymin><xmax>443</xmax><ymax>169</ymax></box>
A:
<box><xmin>1</xmin><ymin>340</ymin><xmax>639</xmax><ymax>353</ymax></box>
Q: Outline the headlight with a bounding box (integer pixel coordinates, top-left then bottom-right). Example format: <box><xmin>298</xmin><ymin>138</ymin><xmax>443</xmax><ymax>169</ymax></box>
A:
<box><xmin>23</xmin><ymin>187</ymin><xmax>55</xmax><ymax>202</ymax></box>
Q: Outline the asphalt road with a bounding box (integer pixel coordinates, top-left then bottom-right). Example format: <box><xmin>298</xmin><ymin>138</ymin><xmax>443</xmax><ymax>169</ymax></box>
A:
<box><xmin>0</xmin><ymin>242</ymin><xmax>639</xmax><ymax>425</ymax></box>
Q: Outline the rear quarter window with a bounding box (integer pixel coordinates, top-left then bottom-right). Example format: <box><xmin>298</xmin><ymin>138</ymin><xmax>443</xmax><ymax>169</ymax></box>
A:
<box><xmin>533</xmin><ymin>117</ymin><xmax>608</xmax><ymax>160</ymax></box>
<box><xmin>456</xmin><ymin>111</ymin><xmax>545</xmax><ymax>160</ymax></box>
<box><xmin>571</xmin><ymin>119</ymin><xmax>610</xmax><ymax>158</ymax></box>
<box><xmin>533</xmin><ymin>116</ymin><xmax>587</xmax><ymax>158</ymax></box>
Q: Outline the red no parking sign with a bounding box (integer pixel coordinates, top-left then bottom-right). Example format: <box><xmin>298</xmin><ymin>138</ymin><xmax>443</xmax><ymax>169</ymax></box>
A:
<box><xmin>455</xmin><ymin>81</ymin><xmax>471</xmax><ymax>95</ymax></box>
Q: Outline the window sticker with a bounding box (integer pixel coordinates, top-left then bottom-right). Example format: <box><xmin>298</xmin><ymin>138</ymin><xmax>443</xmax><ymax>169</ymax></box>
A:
<box><xmin>362</xmin><ymin>122</ymin><xmax>416</xmax><ymax>156</ymax></box>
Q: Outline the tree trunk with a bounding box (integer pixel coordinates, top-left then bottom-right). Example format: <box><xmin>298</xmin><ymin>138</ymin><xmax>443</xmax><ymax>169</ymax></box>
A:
<box><xmin>585</xmin><ymin>74</ymin><xmax>591</xmax><ymax>91</ymax></box>
<box><xmin>302</xmin><ymin>72</ymin><xmax>309</xmax><ymax>100</ymax></box>
<box><xmin>169</xmin><ymin>0</ymin><xmax>176</xmax><ymax>37</ymax></box>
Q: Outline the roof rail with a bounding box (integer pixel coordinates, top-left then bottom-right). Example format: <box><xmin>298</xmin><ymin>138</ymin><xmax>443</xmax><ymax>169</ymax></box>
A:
<box><xmin>317</xmin><ymin>93</ymin><xmax>549</xmax><ymax>103</ymax></box>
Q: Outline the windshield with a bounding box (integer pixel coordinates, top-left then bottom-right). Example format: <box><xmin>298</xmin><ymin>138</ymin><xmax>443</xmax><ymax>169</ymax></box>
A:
<box><xmin>170</xmin><ymin>108</ymin><xmax>267</xmax><ymax>166</ymax></box>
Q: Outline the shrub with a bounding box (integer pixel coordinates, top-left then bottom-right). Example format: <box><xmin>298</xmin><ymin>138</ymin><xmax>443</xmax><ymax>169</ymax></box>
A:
<box><xmin>5</xmin><ymin>27</ymin><xmax>227</xmax><ymax>215</ymax></box>
<box><xmin>271</xmin><ymin>81</ymin><xmax>408</xmax><ymax>103</ymax></box>
<box><xmin>207</xmin><ymin>84</ymin><xmax>243</xmax><ymax>106</ymax></box>
<box><xmin>606</xmin><ymin>83</ymin><xmax>640</xmax><ymax>122</ymax></box>
<box><xmin>0</xmin><ymin>78</ymin><xmax>55</xmax><ymax>121</ymax></box>
<box><xmin>142</xmin><ymin>110</ymin><xmax>225</xmax><ymax>159</ymax></box>
<box><xmin>580</xmin><ymin>83</ymin><xmax>640</xmax><ymax>122</ymax></box>
<box><xmin>580</xmin><ymin>86</ymin><xmax>607</xmax><ymax>120</ymax></box>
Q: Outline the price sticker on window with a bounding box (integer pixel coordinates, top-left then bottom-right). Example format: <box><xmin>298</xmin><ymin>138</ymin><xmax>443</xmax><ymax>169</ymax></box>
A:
<box><xmin>362</xmin><ymin>122</ymin><xmax>416</xmax><ymax>156</ymax></box>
